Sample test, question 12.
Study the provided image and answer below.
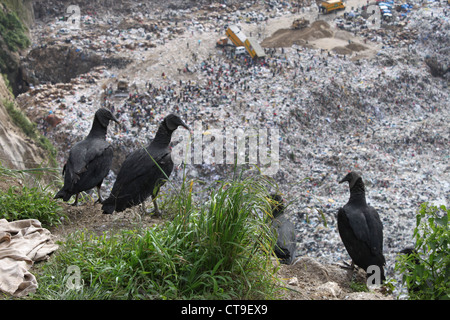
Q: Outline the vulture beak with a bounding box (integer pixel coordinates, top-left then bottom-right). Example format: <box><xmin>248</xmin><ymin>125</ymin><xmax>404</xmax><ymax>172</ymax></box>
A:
<box><xmin>178</xmin><ymin>120</ymin><xmax>191</xmax><ymax>134</ymax></box>
<box><xmin>339</xmin><ymin>171</ymin><xmax>361</xmax><ymax>189</ymax></box>
<box><xmin>180</xmin><ymin>122</ymin><xmax>190</xmax><ymax>131</ymax></box>
<box><xmin>113</xmin><ymin>118</ymin><xmax>127</xmax><ymax>132</ymax></box>
<box><xmin>339</xmin><ymin>172</ymin><xmax>351</xmax><ymax>184</ymax></box>
<box><xmin>338</xmin><ymin>177</ymin><xmax>348</xmax><ymax>184</ymax></box>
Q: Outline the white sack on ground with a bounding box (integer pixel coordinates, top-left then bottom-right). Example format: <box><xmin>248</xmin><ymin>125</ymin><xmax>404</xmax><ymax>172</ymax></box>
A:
<box><xmin>0</xmin><ymin>219</ymin><xmax>58</xmax><ymax>297</ymax></box>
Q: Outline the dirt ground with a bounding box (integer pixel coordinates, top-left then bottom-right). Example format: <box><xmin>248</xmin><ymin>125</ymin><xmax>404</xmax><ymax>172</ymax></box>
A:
<box><xmin>277</xmin><ymin>256</ymin><xmax>393</xmax><ymax>300</ymax></box>
<box><xmin>260</xmin><ymin>20</ymin><xmax>377</xmax><ymax>59</ymax></box>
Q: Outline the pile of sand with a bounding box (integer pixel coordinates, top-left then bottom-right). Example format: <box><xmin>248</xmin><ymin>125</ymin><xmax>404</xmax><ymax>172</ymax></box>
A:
<box><xmin>332</xmin><ymin>42</ymin><xmax>368</xmax><ymax>55</ymax></box>
<box><xmin>261</xmin><ymin>20</ymin><xmax>334</xmax><ymax>48</ymax></box>
<box><xmin>346</xmin><ymin>42</ymin><xmax>368</xmax><ymax>52</ymax></box>
<box><xmin>261</xmin><ymin>19</ymin><xmax>369</xmax><ymax>56</ymax></box>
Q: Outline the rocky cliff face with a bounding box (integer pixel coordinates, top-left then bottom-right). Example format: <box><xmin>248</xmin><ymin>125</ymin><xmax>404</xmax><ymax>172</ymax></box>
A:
<box><xmin>0</xmin><ymin>75</ymin><xmax>46</xmax><ymax>170</ymax></box>
<box><xmin>0</xmin><ymin>0</ymin><xmax>34</xmax><ymax>96</ymax></box>
<box><xmin>0</xmin><ymin>1</ymin><xmax>47</xmax><ymax>169</ymax></box>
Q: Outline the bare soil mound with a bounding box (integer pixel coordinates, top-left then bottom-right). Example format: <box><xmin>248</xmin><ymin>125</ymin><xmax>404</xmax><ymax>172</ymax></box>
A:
<box><xmin>261</xmin><ymin>20</ymin><xmax>369</xmax><ymax>57</ymax></box>
<box><xmin>261</xmin><ymin>20</ymin><xmax>333</xmax><ymax>48</ymax></box>
<box><xmin>331</xmin><ymin>46</ymin><xmax>353</xmax><ymax>55</ymax></box>
<box><xmin>332</xmin><ymin>42</ymin><xmax>368</xmax><ymax>55</ymax></box>
<box><xmin>346</xmin><ymin>42</ymin><xmax>368</xmax><ymax>52</ymax></box>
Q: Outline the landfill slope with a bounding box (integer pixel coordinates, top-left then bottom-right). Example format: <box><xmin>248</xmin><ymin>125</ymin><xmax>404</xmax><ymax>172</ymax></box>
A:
<box><xmin>14</xmin><ymin>0</ymin><xmax>450</xmax><ymax>298</ymax></box>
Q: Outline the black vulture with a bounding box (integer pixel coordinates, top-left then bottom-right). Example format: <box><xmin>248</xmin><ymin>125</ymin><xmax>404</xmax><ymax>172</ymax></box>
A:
<box><xmin>54</xmin><ymin>108</ymin><xmax>119</xmax><ymax>205</ymax></box>
<box><xmin>269</xmin><ymin>194</ymin><xmax>297</xmax><ymax>264</ymax></box>
<box><xmin>337</xmin><ymin>171</ymin><xmax>386</xmax><ymax>282</ymax></box>
<box><xmin>102</xmin><ymin>114</ymin><xmax>189</xmax><ymax>216</ymax></box>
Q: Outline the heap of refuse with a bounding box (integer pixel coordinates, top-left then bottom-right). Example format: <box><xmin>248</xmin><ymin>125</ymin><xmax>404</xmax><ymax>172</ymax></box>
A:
<box><xmin>16</xmin><ymin>0</ymin><xmax>449</xmax><ymax>294</ymax></box>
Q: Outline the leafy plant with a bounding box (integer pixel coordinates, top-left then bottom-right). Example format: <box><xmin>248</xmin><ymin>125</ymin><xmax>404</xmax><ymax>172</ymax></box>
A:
<box><xmin>395</xmin><ymin>203</ymin><xmax>449</xmax><ymax>300</ymax></box>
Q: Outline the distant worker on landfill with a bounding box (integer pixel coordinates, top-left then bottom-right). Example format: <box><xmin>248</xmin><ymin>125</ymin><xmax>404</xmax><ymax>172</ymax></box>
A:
<box><xmin>337</xmin><ymin>171</ymin><xmax>386</xmax><ymax>283</ymax></box>
<box><xmin>54</xmin><ymin>108</ymin><xmax>119</xmax><ymax>206</ymax></box>
<box><xmin>102</xmin><ymin>114</ymin><xmax>190</xmax><ymax>217</ymax></box>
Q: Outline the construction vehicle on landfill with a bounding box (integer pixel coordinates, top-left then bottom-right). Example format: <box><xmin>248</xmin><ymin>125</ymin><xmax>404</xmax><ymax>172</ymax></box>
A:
<box><xmin>291</xmin><ymin>18</ymin><xmax>309</xmax><ymax>30</ymax></box>
<box><xmin>216</xmin><ymin>36</ymin><xmax>229</xmax><ymax>47</ymax></box>
<box><xmin>319</xmin><ymin>0</ymin><xmax>346</xmax><ymax>14</ymax></box>
<box><xmin>219</xmin><ymin>25</ymin><xmax>265</xmax><ymax>59</ymax></box>
<box><xmin>114</xmin><ymin>79</ymin><xmax>129</xmax><ymax>98</ymax></box>
<box><xmin>226</xmin><ymin>25</ymin><xmax>247</xmax><ymax>47</ymax></box>
<box><xmin>117</xmin><ymin>79</ymin><xmax>128</xmax><ymax>92</ymax></box>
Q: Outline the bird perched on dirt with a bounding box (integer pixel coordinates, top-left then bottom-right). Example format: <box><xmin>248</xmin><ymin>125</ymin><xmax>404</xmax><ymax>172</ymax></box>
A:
<box><xmin>269</xmin><ymin>194</ymin><xmax>297</xmax><ymax>264</ymax></box>
<box><xmin>337</xmin><ymin>171</ymin><xmax>386</xmax><ymax>282</ymax></box>
<box><xmin>54</xmin><ymin>108</ymin><xmax>119</xmax><ymax>205</ymax></box>
<box><xmin>102</xmin><ymin>114</ymin><xmax>189</xmax><ymax>216</ymax></box>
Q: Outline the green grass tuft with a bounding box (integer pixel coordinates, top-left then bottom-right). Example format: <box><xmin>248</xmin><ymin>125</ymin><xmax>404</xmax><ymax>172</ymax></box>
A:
<box><xmin>0</xmin><ymin>184</ymin><xmax>65</xmax><ymax>228</ymax></box>
<box><xmin>32</xmin><ymin>170</ymin><xmax>282</xmax><ymax>300</ymax></box>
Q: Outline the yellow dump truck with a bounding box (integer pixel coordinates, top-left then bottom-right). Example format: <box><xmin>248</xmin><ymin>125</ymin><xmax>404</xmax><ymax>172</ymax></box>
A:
<box><xmin>223</xmin><ymin>25</ymin><xmax>265</xmax><ymax>59</ymax></box>
<box><xmin>225</xmin><ymin>25</ymin><xmax>247</xmax><ymax>47</ymax></box>
<box><xmin>320</xmin><ymin>0</ymin><xmax>346</xmax><ymax>14</ymax></box>
<box><xmin>244</xmin><ymin>37</ymin><xmax>266</xmax><ymax>59</ymax></box>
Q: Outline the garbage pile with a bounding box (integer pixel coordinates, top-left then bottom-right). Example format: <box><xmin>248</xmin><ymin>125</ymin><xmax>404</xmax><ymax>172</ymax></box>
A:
<box><xmin>17</xmin><ymin>0</ymin><xmax>449</xmax><ymax>294</ymax></box>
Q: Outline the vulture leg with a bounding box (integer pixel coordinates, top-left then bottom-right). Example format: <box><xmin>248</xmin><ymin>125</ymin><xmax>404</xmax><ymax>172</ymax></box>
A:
<box><xmin>340</xmin><ymin>260</ymin><xmax>356</xmax><ymax>279</ymax></box>
<box><xmin>140</xmin><ymin>201</ymin><xmax>147</xmax><ymax>215</ymax></box>
<box><xmin>152</xmin><ymin>196</ymin><xmax>161</xmax><ymax>218</ymax></box>
<box><xmin>339</xmin><ymin>260</ymin><xmax>354</xmax><ymax>270</ymax></box>
<box><xmin>95</xmin><ymin>183</ymin><xmax>104</xmax><ymax>204</ymax></box>
<box><xmin>71</xmin><ymin>193</ymin><xmax>80</xmax><ymax>206</ymax></box>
